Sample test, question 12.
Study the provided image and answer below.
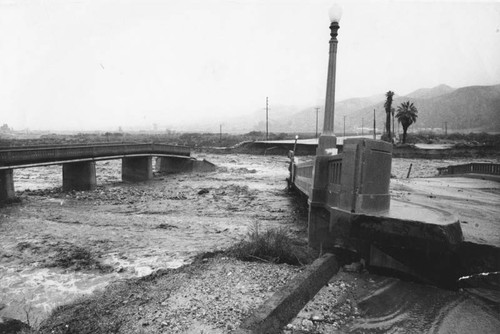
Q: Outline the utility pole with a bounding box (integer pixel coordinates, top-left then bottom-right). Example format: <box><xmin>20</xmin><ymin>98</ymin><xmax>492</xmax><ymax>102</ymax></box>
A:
<box><xmin>343</xmin><ymin>115</ymin><xmax>346</xmax><ymax>137</ymax></box>
<box><xmin>445</xmin><ymin>121</ymin><xmax>448</xmax><ymax>136</ymax></box>
<box><xmin>362</xmin><ymin>117</ymin><xmax>364</xmax><ymax>136</ymax></box>
<box><xmin>373</xmin><ymin>109</ymin><xmax>376</xmax><ymax>140</ymax></box>
<box><xmin>266</xmin><ymin>97</ymin><xmax>269</xmax><ymax>141</ymax></box>
<box><xmin>315</xmin><ymin>107</ymin><xmax>320</xmax><ymax>138</ymax></box>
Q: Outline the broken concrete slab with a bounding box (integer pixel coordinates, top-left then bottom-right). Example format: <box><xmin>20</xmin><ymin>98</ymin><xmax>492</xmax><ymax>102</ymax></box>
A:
<box><xmin>156</xmin><ymin>157</ymin><xmax>216</xmax><ymax>174</ymax></box>
<box><xmin>390</xmin><ymin>177</ymin><xmax>500</xmax><ymax>247</ymax></box>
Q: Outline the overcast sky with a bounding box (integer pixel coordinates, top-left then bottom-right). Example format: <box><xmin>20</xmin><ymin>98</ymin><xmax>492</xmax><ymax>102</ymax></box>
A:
<box><xmin>1</xmin><ymin>0</ymin><xmax>499</xmax><ymax>131</ymax></box>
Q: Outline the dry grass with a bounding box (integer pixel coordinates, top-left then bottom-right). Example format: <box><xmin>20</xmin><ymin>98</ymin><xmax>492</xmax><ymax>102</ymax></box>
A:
<box><xmin>228</xmin><ymin>222</ymin><xmax>316</xmax><ymax>266</ymax></box>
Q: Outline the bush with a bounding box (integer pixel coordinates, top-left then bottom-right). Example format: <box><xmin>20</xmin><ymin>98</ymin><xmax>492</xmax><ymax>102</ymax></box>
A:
<box><xmin>228</xmin><ymin>222</ymin><xmax>315</xmax><ymax>266</ymax></box>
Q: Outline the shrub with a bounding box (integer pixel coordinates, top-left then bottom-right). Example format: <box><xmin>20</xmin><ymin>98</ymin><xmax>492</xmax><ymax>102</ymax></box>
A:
<box><xmin>228</xmin><ymin>222</ymin><xmax>315</xmax><ymax>266</ymax></box>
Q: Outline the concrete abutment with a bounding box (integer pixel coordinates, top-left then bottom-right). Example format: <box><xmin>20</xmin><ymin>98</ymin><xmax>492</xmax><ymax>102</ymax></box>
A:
<box><xmin>303</xmin><ymin>138</ymin><xmax>469</xmax><ymax>285</ymax></box>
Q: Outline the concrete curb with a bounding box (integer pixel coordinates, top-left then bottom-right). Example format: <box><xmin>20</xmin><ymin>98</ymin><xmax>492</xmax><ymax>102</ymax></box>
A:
<box><xmin>235</xmin><ymin>253</ymin><xmax>339</xmax><ymax>334</ymax></box>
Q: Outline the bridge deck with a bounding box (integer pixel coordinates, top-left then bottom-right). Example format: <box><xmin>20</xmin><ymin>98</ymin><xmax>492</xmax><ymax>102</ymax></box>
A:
<box><xmin>0</xmin><ymin>143</ymin><xmax>191</xmax><ymax>169</ymax></box>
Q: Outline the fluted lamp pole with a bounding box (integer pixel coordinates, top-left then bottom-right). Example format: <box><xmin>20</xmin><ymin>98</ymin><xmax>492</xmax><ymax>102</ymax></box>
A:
<box><xmin>317</xmin><ymin>4</ymin><xmax>343</xmax><ymax>155</ymax></box>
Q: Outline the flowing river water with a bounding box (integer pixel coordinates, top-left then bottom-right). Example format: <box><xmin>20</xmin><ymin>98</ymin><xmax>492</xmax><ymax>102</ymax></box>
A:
<box><xmin>1</xmin><ymin>153</ymin><xmax>498</xmax><ymax>332</ymax></box>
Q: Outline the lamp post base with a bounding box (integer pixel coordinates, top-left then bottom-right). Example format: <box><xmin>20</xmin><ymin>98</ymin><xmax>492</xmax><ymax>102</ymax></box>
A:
<box><xmin>317</xmin><ymin>135</ymin><xmax>337</xmax><ymax>155</ymax></box>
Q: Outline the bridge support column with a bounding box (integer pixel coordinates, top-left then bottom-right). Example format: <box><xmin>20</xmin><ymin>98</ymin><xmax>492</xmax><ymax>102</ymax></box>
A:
<box><xmin>0</xmin><ymin>169</ymin><xmax>15</xmax><ymax>202</ymax></box>
<box><xmin>122</xmin><ymin>157</ymin><xmax>153</xmax><ymax>182</ymax></box>
<box><xmin>63</xmin><ymin>162</ymin><xmax>96</xmax><ymax>192</ymax></box>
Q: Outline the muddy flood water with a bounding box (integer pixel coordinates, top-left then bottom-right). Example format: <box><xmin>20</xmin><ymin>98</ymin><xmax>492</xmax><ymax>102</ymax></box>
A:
<box><xmin>1</xmin><ymin>153</ymin><xmax>499</xmax><ymax>333</ymax></box>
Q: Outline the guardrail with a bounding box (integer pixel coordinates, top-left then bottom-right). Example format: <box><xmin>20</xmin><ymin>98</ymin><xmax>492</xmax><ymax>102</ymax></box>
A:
<box><xmin>292</xmin><ymin>160</ymin><xmax>315</xmax><ymax>196</ymax></box>
<box><xmin>0</xmin><ymin>143</ymin><xmax>190</xmax><ymax>168</ymax></box>
<box><xmin>437</xmin><ymin>163</ymin><xmax>500</xmax><ymax>176</ymax></box>
<box><xmin>293</xmin><ymin>155</ymin><xmax>343</xmax><ymax>199</ymax></box>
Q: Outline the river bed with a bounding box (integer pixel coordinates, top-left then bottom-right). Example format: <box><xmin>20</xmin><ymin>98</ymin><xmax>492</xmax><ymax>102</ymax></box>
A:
<box><xmin>1</xmin><ymin>153</ymin><xmax>498</xmax><ymax>332</ymax></box>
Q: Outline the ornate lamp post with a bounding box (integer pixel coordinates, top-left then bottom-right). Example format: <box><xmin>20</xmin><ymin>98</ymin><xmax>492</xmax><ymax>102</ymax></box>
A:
<box><xmin>317</xmin><ymin>4</ymin><xmax>343</xmax><ymax>154</ymax></box>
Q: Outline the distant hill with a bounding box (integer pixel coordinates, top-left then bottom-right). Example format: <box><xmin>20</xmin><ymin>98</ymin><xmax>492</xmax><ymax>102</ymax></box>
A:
<box><xmin>270</xmin><ymin>84</ymin><xmax>500</xmax><ymax>134</ymax></box>
<box><xmin>257</xmin><ymin>94</ymin><xmax>386</xmax><ymax>134</ymax></box>
<box><xmin>407</xmin><ymin>84</ymin><xmax>500</xmax><ymax>132</ymax></box>
<box><xmin>405</xmin><ymin>84</ymin><xmax>455</xmax><ymax>99</ymax></box>
<box><xmin>176</xmin><ymin>83</ymin><xmax>500</xmax><ymax>134</ymax></box>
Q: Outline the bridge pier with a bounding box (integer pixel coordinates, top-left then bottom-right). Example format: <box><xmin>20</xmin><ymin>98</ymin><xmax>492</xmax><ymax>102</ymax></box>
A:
<box><xmin>62</xmin><ymin>162</ymin><xmax>97</xmax><ymax>192</ymax></box>
<box><xmin>0</xmin><ymin>169</ymin><xmax>15</xmax><ymax>202</ymax></box>
<box><xmin>122</xmin><ymin>157</ymin><xmax>153</xmax><ymax>182</ymax></box>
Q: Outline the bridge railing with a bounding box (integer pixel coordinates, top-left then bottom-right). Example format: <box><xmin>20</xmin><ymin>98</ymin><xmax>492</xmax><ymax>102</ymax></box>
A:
<box><xmin>326</xmin><ymin>155</ymin><xmax>343</xmax><ymax>209</ymax></box>
<box><xmin>0</xmin><ymin>143</ymin><xmax>190</xmax><ymax>167</ymax></box>
<box><xmin>293</xmin><ymin>139</ymin><xmax>392</xmax><ymax>214</ymax></box>
<box><xmin>293</xmin><ymin>159</ymin><xmax>315</xmax><ymax>196</ymax></box>
<box><xmin>0</xmin><ymin>141</ymin><xmax>134</xmax><ymax>150</ymax></box>
<box><xmin>437</xmin><ymin>162</ymin><xmax>500</xmax><ymax>176</ymax></box>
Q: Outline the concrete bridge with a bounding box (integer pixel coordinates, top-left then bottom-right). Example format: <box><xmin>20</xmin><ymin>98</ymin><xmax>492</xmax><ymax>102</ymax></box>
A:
<box><xmin>0</xmin><ymin>143</ymin><xmax>214</xmax><ymax>201</ymax></box>
<box><xmin>289</xmin><ymin>137</ymin><xmax>499</xmax><ymax>287</ymax></box>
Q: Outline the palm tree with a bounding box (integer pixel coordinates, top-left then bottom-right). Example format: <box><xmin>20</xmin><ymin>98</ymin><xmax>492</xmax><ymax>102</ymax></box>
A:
<box><xmin>396</xmin><ymin>101</ymin><xmax>418</xmax><ymax>144</ymax></box>
<box><xmin>384</xmin><ymin>91</ymin><xmax>395</xmax><ymax>142</ymax></box>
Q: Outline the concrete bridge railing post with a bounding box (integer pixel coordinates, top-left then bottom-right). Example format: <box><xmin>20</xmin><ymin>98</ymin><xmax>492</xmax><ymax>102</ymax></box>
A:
<box><xmin>339</xmin><ymin>138</ymin><xmax>392</xmax><ymax>213</ymax></box>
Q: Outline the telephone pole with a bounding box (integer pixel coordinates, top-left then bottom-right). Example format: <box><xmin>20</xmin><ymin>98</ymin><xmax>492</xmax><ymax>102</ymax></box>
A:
<box><xmin>373</xmin><ymin>109</ymin><xmax>376</xmax><ymax>140</ymax></box>
<box><xmin>315</xmin><ymin>107</ymin><xmax>320</xmax><ymax>138</ymax></box>
<box><xmin>266</xmin><ymin>97</ymin><xmax>269</xmax><ymax>140</ymax></box>
<box><xmin>445</xmin><ymin>121</ymin><xmax>448</xmax><ymax>136</ymax></box>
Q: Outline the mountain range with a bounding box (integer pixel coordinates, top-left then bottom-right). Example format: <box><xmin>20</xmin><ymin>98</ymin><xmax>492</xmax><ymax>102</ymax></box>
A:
<box><xmin>179</xmin><ymin>83</ymin><xmax>500</xmax><ymax>134</ymax></box>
